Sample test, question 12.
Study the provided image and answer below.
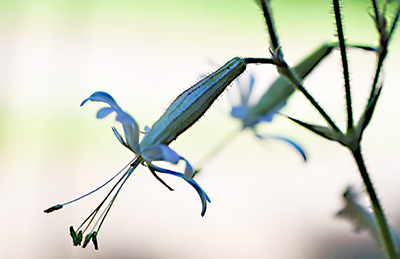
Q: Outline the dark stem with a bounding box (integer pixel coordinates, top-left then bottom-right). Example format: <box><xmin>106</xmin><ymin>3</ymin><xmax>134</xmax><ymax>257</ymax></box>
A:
<box><xmin>388</xmin><ymin>2</ymin><xmax>400</xmax><ymax>44</ymax></box>
<box><xmin>244</xmin><ymin>57</ymin><xmax>276</xmax><ymax>65</ymax></box>
<box><xmin>332</xmin><ymin>0</ymin><xmax>353</xmax><ymax>129</ymax></box>
<box><xmin>368</xmin><ymin>51</ymin><xmax>386</xmax><ymax>104</ymax></box>
<box><xmin>351</xmin><ymin>145</ymin><xmax>397</xmax><ymax>259</ymax></box>
<box><xmin>297</xmin><ymin>83</ymin><xmax>341</xmax><ymax>132</ymax></box>
<box><xmin>281</xmin><ymin>67</ymin><xmax>341</xmax><ymax>132</ymax></box>
<box><xmin>260</xmin><ymin>0</ymin><xmax>282</xmax><ymax>56</ymax></box>
<box><xmin>371</xmin><ymin>0</ymin><xmax>380</xmax><ymax>30</ymax></box>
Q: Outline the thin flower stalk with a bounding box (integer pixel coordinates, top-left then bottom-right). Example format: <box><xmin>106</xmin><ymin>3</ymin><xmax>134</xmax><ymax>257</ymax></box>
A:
<box><xmin>332</xmin><ymin>0</ymin><xmax>353</xmax><ymax>130</ymax></box>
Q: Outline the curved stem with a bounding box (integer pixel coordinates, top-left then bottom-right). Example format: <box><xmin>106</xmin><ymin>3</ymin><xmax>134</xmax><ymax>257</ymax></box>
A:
<box><xmin>351</xmin><ymin>145</ymin><xmax>397</xmax><ymax>259</ymax></box>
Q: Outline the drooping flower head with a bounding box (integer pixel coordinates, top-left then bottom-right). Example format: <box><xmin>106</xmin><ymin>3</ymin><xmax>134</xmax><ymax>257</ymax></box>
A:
<box><xmin>44</xmin><ymin>57</ymin><xmax>252</xmax><ymax>250</ymax></box>
<box><xmin>45</xmin><ymin>91</ymin><xmax>210</xmax><ymax>249</ymax></box>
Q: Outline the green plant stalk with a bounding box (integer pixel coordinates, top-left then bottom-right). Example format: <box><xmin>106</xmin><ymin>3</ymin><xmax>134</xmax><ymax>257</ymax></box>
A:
<box><xmin>351</xmin><ymin>145</ymin><xmax>397</xmax><ymax>259</ymax></box>
<box><xmin>368</xmin><ymin>50</ymin><xmax>387</xmax><ymax>104</ymax></box>
<box><xmin>332</xmin><ymin>0</ymin><xmax>354</xmax><ymax>130</ymax></box>
<box><xmin>194</xmin><ymin>129</ymin><xmax>240</xmax><ymax>172</ymax></box>
<box><xmin>278</xmin><ymin>67</ymin><xmax>341</xmax><ymax>133</ymax></box>
<box><xmin>260</xmin><ymin>0</ymin><xmax>340</xmax><ymax>133</ymax></box>
<box><xmin>259</xmin><ymin>0</ymin><xmax>283</xmax><ymax>58</ymax></box>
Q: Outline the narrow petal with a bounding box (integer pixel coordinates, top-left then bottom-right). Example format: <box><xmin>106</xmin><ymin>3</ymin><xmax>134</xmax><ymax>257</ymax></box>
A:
<box><xmin>179</xmin><ymin>156</ymin><xmax>195</xmax><ymax>178</ymax></box>
<box><xmin>97</xmin><ymin>107</ymin><xmax>116</xmax><ymax>119</ymax></box>
<box><xmin>243</xmin><ymin>74</ymin><xmax>255</xmax><ymax>106</ymax></box>
<box><xmin>81</xmin><ymin>91</ymin><xmax>140</xmax><ymax>153</ymax></box>
<box><xmin>80</xmin><ymin>91</ymin><xmax>121</xmax><ymax>109</ymax></box>
<box><xmin>149</xmin><ymin>165</ymin><xmax>211</xmax><ymax>216</ymax></box>
<box><xmin>255</xmin><ymin>132</ymin><xmax>307</xmax><ymax>162</ymax></box>
<box><xmin>112</xmin><ymin>126</ymin><xmax>128</xmax><ymax>148</ymax></box>
<box><xmin>230</xmin><ymin>106</ymin><xmax>248</xmax><ymax>119</ymax></box>
<box><xmin>115</xmin><ymin>111</ymin><xmax>140</xmax><ymax>153</ymax></box>
<box><xmin>141</xmin><ymin>144</ymin><xmax>180</xmax><ymax>164</ymax></box>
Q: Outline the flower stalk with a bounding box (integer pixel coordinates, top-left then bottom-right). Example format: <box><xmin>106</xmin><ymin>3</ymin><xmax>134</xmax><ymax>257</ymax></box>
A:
<box><xmin>332</xmin><ymin>0</ymin><xmax>354</xmax><ymax>130</ymax></box>
<box><xmin>351</xmin><ymin>145</ymin><xmax>397</xmax><ymax>259</ymax></box>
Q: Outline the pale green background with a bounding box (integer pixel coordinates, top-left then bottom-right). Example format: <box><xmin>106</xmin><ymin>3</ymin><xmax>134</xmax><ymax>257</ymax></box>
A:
<box><xmin>0</xmin><ymin>0</ymin><xmax>399</xmax><ymax>258</ymax></box>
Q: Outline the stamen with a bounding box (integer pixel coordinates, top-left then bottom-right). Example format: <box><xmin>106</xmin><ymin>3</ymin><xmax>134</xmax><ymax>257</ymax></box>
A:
<box><xmin>44</xmin><ymin>204</ymin><xmax>63</xmax><ymax>213</ymax></box>
<box><xmin>148</xmin><ymin>165</ymin><xmax>174</xmax><ymax>191</ymax></box>
<box><xmin>69</xmin><ymin>158</ymin><xmax>141</xmax><ymax>250</ymax></box>
<box><xmin>43</xmin><ymin>157</ymin><xmax>139</xmax><ymax>213</ymax></box>
<box><xmin>69</xmin><ymin>226</ymin><xmax>82</xmax><ymax>246</ymax></box>
<box><xmin>93</xmin><ymin>164</ymin><xmax>137</xmax><ymax>234</ymax></box>
<box><xmin>77</xmin><ymin>159</ymin><xmax>140</xmax><ymax>234</ymax></box>
<box><xmin>82</xmin><ymin>233</ymin><xmax>92</xmax><ymax>248</ymax></box>
<box><xmin>92</xmin><ymin>232</ymin><xmax>98</xmax><ymax>250</ymax></box>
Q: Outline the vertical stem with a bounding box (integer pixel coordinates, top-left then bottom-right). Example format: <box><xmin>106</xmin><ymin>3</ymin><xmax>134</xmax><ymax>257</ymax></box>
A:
<box><xmin>371</xmin><ymin>0</ymin><xmax>380</xmax><ymax>29</ymax></box>
<box><xmin>351</xmin><ymin>145</ymin><xmax>397</xmax><ymax>259</ymax></box>
<box><xmin>332</xmin><ymin>0</ymin><xmax>353</xmax><ymax>130</ymax></box>
<box><xmin>260</xmin><ymin>0</ymin><xmax>282</xmax><ymax>56</ymax></box>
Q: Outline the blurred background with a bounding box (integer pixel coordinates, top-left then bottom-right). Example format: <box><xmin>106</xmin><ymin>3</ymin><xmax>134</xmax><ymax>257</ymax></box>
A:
<box><xmin>0</xmin><ymin>0</ymin><xmax>400</xmax><ymax>258</ymax></box>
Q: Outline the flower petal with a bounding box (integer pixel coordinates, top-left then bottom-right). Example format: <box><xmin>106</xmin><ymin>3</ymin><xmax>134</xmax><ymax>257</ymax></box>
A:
<box><xmin>230</xmin><ymin>106</ymin><xmax>248</xmax><ymax>119</ymax></box>
<box><xmin>149</xmin><ymin>165</ymin><xmax>211</xmax><ymax>216</ymax></box>
<box><xmin>112</xmin><ymin>126</ymin><xmax>128</xmax><ymax>148</ymax></box>
<box><xmin>115</xmin><ymin>111</ymin><xmax>140</xmax><ymax>153</ymax></box>
<box><xmin>81</xmin><ymin>91</ymin><xmax>140</xmax><ymax>153</ymax></box>
<box><xmin>255</xmin><ymin>132</ymin><xmax>307</xmax><ymax>162</ymax></box>
<box><xmin>80</xmin><ymin>91</ymin><xmax>121</xmax><ymax>109</ymax></box>
<box><xmin>256</xmin><ymin>101</ymin><xmax>285</xmax><ymax>123</ymax></box>
<box><xmin>97</xmin><ymin>107</ymin><xmax>116</xmax><ymax>119</ymax></box>
<box><xmin>142</xmin><ymin>145</ymin><xmax>195</xmax><ymax>178</ymax></box>
<box><xmin>141</xmin><ymin>144</ymin><xmax>180</xmax><ymax>164</ymax></box>
<box><xmin>241</xmin><ymin>74</ymin><xmax>255</xmax><ymax>106</ymax></box>
<box><xmin>180</xmin><ymin>156</ymin><xmax>195</xmax><ymax>178</ymax></box>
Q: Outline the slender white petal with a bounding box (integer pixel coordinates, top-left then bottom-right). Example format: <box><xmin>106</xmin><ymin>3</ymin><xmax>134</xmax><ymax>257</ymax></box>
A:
<box><xmin>97</xmin><ymin>107</ymin><xmax>116</xmax><ymax>119</ymax></box>
<box><xmin>112</xmin><ymin>127</ymin><xmax>128</xmax><ymax>147</ymax></box>
<box><xmin>240</xmin><ymin>74</ymin><xmax>255</xmax><ymax>106</ymax></box>
<box><xmin>231</xmin><ymin>106</ymin><xmax>248</xmax><ymax>119</ymax></box>
<box><xmin>116</xmin><ymin>111</ymin><xmax>140</xmax><ymax>153</ymax></box>
<box><xmin>180</xmin><ymin>156</ymin><xmax>195</xmax><ymax>178</ymax></box>
<box><xmin>149</xmin><ymin>165</ymin><xmax>211</xmax><ymax>216</ymax></box>
<box><xmin>141</xmin><ymin>144</ymin><xmax>180</xmax><ymax>164</ymax></box>
<box><xmin>81</xmin><ymin>91</ymin><xmax>141</xmax><ymax>153</ymax></box>
<box><xmin>81</xmin><ymin>91</ymin><xmax>121</xmax><ymax>109</ymax></box>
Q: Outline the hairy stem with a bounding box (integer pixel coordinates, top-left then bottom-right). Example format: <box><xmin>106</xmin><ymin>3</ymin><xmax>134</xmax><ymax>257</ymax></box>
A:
<box><xmin>279</xmin><ymin>67</ymin><xmax>341</xmax><ymax>132</ymax></box>
<box><xmin>351</xmin><ymin>145</ymin><xmax>397</xmax><ymax>259</ymax></box>
<box><xmin>332</xmin><ymin>0</ymin><xmax>353</xmax><ymax>129</ymax></box>
<box><xmin>259</xmin><ymin>0</ymin><xmax>282</xmax><ymax>56</ymax></box>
